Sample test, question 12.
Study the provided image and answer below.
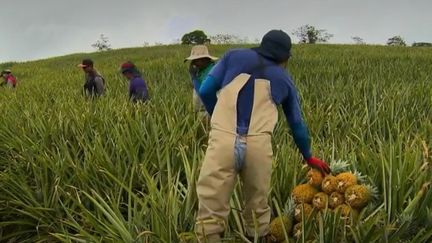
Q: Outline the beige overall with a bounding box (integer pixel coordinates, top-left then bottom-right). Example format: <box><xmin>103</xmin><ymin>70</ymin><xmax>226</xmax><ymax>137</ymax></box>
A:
<box><xmin>195</xmin><ymin>73</ymin><xmax>278</xmax><ymax>242</ymax></box>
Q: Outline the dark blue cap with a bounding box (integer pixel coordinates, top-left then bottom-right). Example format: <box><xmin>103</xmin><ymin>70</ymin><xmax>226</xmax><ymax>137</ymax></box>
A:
<box><xmin>253</xmin><ymin>30</ymin><xmax>292</xmax><ymax>63</ymax></box>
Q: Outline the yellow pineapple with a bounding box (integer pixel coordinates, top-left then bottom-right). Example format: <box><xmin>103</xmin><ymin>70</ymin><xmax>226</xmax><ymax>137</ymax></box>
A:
<box><xmin>321</xmin><ymin>175</ymin><xmax>338</xmax><ymax>194</ymax></box>
<box><xmin>292</xmin><ymin>184</ymin><xmax>318</xmax><ymax>204</ymax></box>
<box><xmin>329</xmin><ymin>192</ymin><xmax>345</xmax><ymax>209</ymax></box>
<box><xmin>345</xmin><ymin>184</ymin><xmax>372</xmax><ymax>209</ymax></box>
<box><xmin>268</xmin><ymin>215</ymin><xmax>292</xmax><ymax>242</ymax></box>
<box><xmin>336</xmin><ymin>172</ymin><xmax>357</xmax><ymax>193</ymax></box>
<box><xmin>322</xmin><ymin>160</ymin><xmax>351</xmax><ymax>193</ymax></box>
<box><xmin>312</xmin><ymin>192</ymin><xmax>329</xmax><ymax>210</ymax></box>
<box><xmin>307</xmin><ymin>168</ymin><xmax>324</xmax><ymax>187</ymax></box>
<box><xmin>294</xmin><ymin>203</ymin><xmax>314</xmax><ymax>222</ymax></box>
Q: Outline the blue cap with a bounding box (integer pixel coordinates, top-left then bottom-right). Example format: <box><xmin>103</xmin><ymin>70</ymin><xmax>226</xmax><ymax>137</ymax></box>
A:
<box><xmin>253</xmin><ymin>30</ymin><xmax>292</xmax><ymax>63</ymax></box>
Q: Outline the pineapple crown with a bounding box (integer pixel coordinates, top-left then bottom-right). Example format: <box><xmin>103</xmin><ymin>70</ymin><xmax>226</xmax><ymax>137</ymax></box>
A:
<box><xmin>364</xmin><ymin>183</ymin><xmax>379</xmax><ymax>201</ymax></box>
<box><xmin>353</xmin><ymin>170</ymin><xmax>367</xmax><ymax>184</ymax></box>
<box><xmin>361</xmin><ymin>185</ymin><xmax>381</xmax><ymax>220</ymax></box>
<box><xmin>329</xmin><ymin>160</ymin><xmax>368</xmax><ymax>184</ymax></box>
<box><xmin>329</xmin><ymin>159</ymin><xmax>350</xmax><ymax>174</ymax></box>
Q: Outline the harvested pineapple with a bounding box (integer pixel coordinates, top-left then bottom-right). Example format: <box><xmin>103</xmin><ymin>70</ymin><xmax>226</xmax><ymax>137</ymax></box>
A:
<box><xmin>329</xmin><ymin>192</ymin><xmax>345</xmax><ymax>209</ymax></box>
<box><xmin>322</xmin><ymin>160</ymin><xmax>351</xmax><ymax>193</ymax></box>
<box><xmin>321</xmin><ymin>175</ymin><xmax>338</xmax><ymax>194</ymax></box>
<box><xmin>336</xmin><ymin>172</ymin><xmax>357</xmax><ymax>193</ymax></box>
<box><xmin>307</xmin><ymin>168</ymin><xmax>324</xmax><ymax>187</ymax></box>
<box><xmin>268</xmin><ymin>215</ymin><xmax>292</xmax><ymax>242</ymax></box>
<box><xmin>345</xmin><ymin>184</ymin><xmax>371</xmax><ymax>209</ymax></box>
<box><xmin>294</xmin><ymin>203</ymin><xmax>314</xmax><ymax>222</ymax></box>
<box><xmin>292</xmin><ymin>184</ymin><xmax>318</xmax><ymax>204</ymax></box>
<box><xmin>290</xmin><ymin>160</ymin><xmax>374</xmax><ymax>231</ymax></box>
<box><xmin>312</xmin><ymin>192</ymin><xmax>329</xmax><ymax>210</ymax></box>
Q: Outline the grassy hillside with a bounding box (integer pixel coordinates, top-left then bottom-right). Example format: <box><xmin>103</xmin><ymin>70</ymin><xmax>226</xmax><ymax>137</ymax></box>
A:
<box><xmin>0</xmin><ymin>44</ymin><xmax>431</xmax><ymax>242</ymax></box>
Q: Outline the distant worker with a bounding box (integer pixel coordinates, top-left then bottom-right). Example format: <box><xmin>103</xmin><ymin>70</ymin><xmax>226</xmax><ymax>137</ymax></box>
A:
<box><xmin>1</xmin><ymin>69</ymin><xmax>17</xmax><ymax>88</ymax></box>
<box><xmin>184</xmin><ymin>45</ymin><xmax>217</xmax><ymax>117</ymax></box>
<box><xmin>194</xmin><ymin>30</ymin><xmax>331</xmax><ymax>242</ymax></box>
<box><xmin>120</xmin><ymin>61</ymin><xmax>149</xmax><ymax>102</ymax></box>
<box><xmin>78</xmin><ymin>58</ymin><xmax>105</xmax><ymax>97</ymax></box>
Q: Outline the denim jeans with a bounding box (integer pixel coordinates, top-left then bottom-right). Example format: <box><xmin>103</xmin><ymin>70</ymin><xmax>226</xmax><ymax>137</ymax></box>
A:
<box><xmin>234</xmin><ymin>135</ymin><xmax>247</xmax><ymax>172</ymax></box>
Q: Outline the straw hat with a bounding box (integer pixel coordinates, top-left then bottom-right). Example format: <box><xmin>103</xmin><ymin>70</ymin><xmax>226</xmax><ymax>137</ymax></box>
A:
<box><xmin>1</xmin><ymin>69</ymin><xmax>11</xmax><ymax>75</ymax></box>
<box><xmin>184</xmin><ymin>45</ymin><xmax>218</xmax><ymax>62</ymax></box>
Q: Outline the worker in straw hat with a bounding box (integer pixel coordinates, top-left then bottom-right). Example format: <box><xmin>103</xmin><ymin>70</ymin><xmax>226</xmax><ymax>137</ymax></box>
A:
<box><xmin>1</xmin><ymin>69</ymin><xmax>18</xmax><ymax>88</ymax></box>
<box><xmin>194</xmin><ymin>30</ymin><xmax>331</xmax><ymax>242</ymax></box>
<box><xmin>184</xmin><ymin>45</ymin><xmax>218</xmax><ymax>117</ymax></box>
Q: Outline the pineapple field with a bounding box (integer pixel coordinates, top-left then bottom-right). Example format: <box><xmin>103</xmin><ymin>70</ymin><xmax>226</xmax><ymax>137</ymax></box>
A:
<box><xmin>0</xmin><ymin>44</ymin><xmax>431</xmax><ymax>242</ymax></box>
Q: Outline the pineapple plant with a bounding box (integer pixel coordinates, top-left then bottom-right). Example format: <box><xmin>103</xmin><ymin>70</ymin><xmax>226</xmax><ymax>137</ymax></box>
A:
<box><xmin>0</xmin><ymin>40</ymin><xmax>430</xmax><ymax>243</ymax></box>
<box><xmin>312</xmin><ymin>192</ymin><xmax>329</xmax><ymax>210</ymax></box>
<box><xmin>292</xmin><ymin>184</ymin><xmax>318</xmax><ymax>204</ymax></box>
<box><xmin>329</xmin><ymin>192</ymin><xmax>345</xmax><ymax>209</ymax></box>
<box><xmin>345</xmin><ymin>184</ymin><xmax>375</xmax><ymax>209</ymax></box>
<box><xmin>294</xmin><ymin>203</ymin><xmax>314</xmax><ymax>222</ymax></box>
<box><xmin>268</xmin><ymin>215</ymin><xmax>292</xmax><ymax>242</ymax></box>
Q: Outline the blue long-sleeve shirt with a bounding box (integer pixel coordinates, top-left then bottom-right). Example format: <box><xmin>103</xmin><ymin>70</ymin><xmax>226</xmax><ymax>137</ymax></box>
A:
<box><xmin>191</xmin><ymin>62</ymin><xmax>216</xmax><ymax>92</ymax></box>
<box><xmin>196</xmin><ymin>48</ymin><xmax>312</xmax><ymax>159</ymax></box>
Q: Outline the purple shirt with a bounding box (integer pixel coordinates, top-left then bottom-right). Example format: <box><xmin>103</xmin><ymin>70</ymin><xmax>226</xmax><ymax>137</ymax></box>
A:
<box><xmin>129</xmin><ymin>76</ymin><xmax>149</xmax><ymax>102</ymax></box>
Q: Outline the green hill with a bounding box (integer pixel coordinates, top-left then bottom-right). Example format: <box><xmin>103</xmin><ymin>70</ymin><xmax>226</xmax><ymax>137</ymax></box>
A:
<box><xmin>0</xmin><ymin>44</ymin><xmax>431</xmax><ymax>242</ymax></box>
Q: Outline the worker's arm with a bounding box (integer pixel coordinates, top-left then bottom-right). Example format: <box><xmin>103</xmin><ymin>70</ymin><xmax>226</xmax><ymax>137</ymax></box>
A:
<box><xmin>189</xmin><ymin>63</ymin><xmax>200</xmax><ymax>91</ymax></box>
<box><xmin>198</xmin><ymin>75</ymin><xmax>220</xmax><ymax>115</ymax></box>
<box><xmin>128</xmin><ymin>80</ymin><xmax>136</xmax><ymax>100</ymax></box>
<box><xmin>281</xmin><ymin>89</ymin><xmax>312</xmax><ymax>160</ymax></box>
<box><xmin>192</xmin><ymin>78</ymin><xmax>200</xmax><ymax>92</ymax></box>
<box><xmin>282</xmin><ymin>84</ymin><xmax>331</xmax><ymax>174</ymax></box>
<box><xmin>197</xmin><ymin>52</ymin><xmax>228</xmax><ymax>115</ymax></box>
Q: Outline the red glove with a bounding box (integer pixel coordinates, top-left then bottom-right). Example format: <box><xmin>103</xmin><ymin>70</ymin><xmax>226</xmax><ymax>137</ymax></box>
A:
<box><xmin>306</xmin><ymin>157</ymin><xmax>331</xmax><ymax>175</ymax></box>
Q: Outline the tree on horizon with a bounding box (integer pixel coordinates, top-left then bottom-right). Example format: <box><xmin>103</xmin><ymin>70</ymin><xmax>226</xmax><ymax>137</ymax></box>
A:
<box><xmin>293</xmin><ymin>25</ymin><xmax>333</xmax><ymax>44</ymax></box>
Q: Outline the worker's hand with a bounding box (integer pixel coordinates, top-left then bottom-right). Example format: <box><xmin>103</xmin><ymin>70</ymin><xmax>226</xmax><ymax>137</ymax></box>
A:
<box><xmin>189</xmin><ymin>63</ymin><xmax>199</xmax><ymax>78</ymax></box>
<box><xmin>306</xmin><ymin>157</ymin><xmax>331</xmax><ymax>175</ymax></box>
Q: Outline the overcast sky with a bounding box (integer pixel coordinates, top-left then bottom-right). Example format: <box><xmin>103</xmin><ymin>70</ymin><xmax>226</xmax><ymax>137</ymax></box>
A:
<box><xmin>1</xmin><ymin>0</ymin><xmax>431</xmax><ymax>63</ymax></box>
